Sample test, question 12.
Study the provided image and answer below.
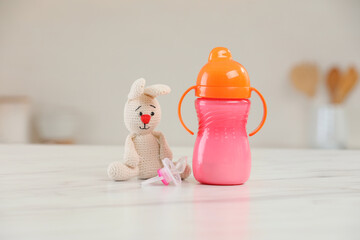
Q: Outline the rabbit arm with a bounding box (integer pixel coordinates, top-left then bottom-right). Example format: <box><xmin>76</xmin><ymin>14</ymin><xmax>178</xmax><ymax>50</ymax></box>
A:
<box><xmin>152</xmin><ymin>131</ymin><xmax>190</xmax><ymax>179</ymax></box>
<box><xmin>153</xmin><ymin>131</ymin><xmax>173</xmax><ymax>160</ymax></box>
<box><xmin>124</xmin><ymin>134</ymin><xmax>139</xmax><ymax>168</ymax></box>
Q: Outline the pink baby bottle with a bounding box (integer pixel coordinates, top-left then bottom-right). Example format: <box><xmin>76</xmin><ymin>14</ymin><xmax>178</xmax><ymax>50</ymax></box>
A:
<box><xmin>178</xmin><ymin>47</ymin><xmax>267</xmax><ymax>185</ymax></box>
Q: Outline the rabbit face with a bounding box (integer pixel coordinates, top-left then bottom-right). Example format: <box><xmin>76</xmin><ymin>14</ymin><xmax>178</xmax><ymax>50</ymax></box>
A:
<box><xmin>124</xmin><ymin>78</ymin><xmax>170</xmax><ymax>135</ymax></box>
<box><xmin>124</xmin><ymin>95</ymin><xmax>161</xmax><ymax>134</ymax></box>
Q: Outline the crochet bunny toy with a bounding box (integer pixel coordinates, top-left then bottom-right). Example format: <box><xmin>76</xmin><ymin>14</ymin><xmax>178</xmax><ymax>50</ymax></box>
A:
<box><xmin>107</xmin><ymin>78</ymin><xmax>191</xmax><ymax>181</ymax></box>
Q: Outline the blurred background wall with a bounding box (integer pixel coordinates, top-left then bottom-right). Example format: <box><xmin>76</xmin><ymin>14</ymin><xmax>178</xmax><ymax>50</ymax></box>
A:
<box><xmin>0</xmin><ymin>0</ymin><xmax>359</xmax><ymax>148</ymax></box>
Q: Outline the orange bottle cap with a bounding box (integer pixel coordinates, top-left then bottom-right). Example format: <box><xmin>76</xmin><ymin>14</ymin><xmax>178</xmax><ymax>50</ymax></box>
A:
<box><xmin>195</xmin><ymin>47</ymin><xmax>251</xmax><ymax>99</ymax></box>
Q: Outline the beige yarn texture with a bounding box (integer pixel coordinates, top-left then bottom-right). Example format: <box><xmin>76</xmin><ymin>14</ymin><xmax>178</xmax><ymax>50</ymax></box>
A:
<box><xmin>107</xmin><ymin>78</ymin><xmax>191</xmax><ymax>181</ymax></box>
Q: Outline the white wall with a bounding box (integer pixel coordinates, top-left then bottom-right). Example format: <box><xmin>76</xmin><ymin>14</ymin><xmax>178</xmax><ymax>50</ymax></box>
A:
<box><xmin>0</xmin><ymin>0</ymin><xmax>359</xmax><ymax>147</ymax></box>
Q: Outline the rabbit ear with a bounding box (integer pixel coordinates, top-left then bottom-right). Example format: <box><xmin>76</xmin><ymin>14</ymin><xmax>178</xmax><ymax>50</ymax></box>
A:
<box><xmin>128</xmin><ymin>78</ymin><xmax>146</xmax><ymax>100</ymax></box>
<box><xmin>144</xmin><ymin>84</ymin><xmax>171</xmax><ymax>97</ymax></box>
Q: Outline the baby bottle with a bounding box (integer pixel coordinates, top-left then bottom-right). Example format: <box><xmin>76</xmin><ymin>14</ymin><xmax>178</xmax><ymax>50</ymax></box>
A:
<box><xmin>178</xmin><ymin>47</ymin><xmax>267</xmax><ymax>185</ymax></box>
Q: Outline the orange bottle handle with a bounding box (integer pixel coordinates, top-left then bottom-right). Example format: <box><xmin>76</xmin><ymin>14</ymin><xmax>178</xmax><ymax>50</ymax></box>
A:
<box><xmin>249</xmin><ymin>87</ymin><xmax>267</xmax><ymax>136</ymax></box>
<box><xmin>178</xmin><ymin>86</ymin><xmax>196</xmax><ymax>135</ymax></box>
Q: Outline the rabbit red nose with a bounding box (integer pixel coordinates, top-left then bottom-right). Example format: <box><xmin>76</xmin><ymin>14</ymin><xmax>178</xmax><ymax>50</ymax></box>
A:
<box><xmin>140</xmin><ymin>114</ymin><xmax>151</xmax><ymax>124</ymax></box>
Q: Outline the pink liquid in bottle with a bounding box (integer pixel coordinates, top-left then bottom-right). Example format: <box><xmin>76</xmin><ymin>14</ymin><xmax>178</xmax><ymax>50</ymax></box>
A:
<box><xmin>193</xmin><ymin>98</ymin><xmax>251</xmax><ymax>185</ymax></box>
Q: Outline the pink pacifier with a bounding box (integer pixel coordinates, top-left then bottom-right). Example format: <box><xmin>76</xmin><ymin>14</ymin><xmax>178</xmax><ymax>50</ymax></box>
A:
<box><xmin>141</xmin><ymin>157</ymin><xmax>187</xmax><ymax>186</ymax></box>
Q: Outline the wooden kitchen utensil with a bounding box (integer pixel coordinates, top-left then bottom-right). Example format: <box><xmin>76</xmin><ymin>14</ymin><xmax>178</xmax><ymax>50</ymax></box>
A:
<box><xmin>334</xmin><ymin>66</ymin><xmax>358</xmax><ymax>104</ymax></box>
<box><xmin>326</xmin><ymin>67</ymin><xmax>341</xmax><ymax>103</ymax></box>
<box><xmin>291</xmin><ymin>63</ymin><xmax>319</xmax><ymax>97</ymax></box>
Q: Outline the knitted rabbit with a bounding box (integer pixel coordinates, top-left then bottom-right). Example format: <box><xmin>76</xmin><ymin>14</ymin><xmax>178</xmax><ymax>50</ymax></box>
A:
<box><xmin>107</xmin><ymin>78</ymin><xmax>191</xmax><ymax>181</ymax></box>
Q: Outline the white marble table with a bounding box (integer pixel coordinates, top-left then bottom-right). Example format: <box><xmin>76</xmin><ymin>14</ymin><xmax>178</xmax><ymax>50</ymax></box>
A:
<box><xmin>0</xmin><ymin>145</ymin><xmax>359</xmax><ymax>240</ymax></box>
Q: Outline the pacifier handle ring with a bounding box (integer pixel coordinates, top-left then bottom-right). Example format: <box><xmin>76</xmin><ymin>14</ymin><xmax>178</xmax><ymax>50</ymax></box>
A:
<box><xmin>249</xmin><ymin>87</ymin><xmax>267</xmax><ymax>136</ymax></box>
<box><xmin>178</xmin><ymin>86</ymin><xmax>196</xmax><ymax>135</ymax></box>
